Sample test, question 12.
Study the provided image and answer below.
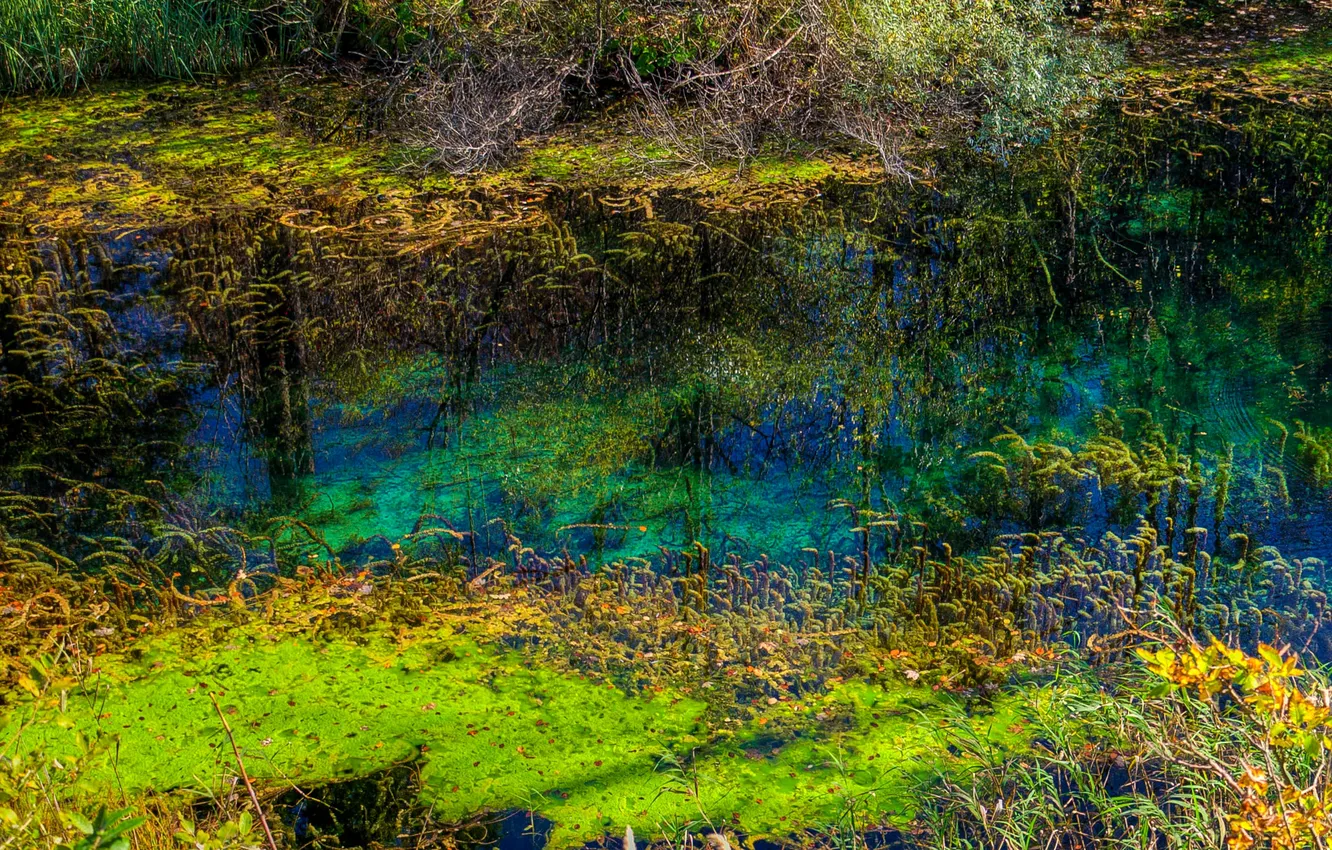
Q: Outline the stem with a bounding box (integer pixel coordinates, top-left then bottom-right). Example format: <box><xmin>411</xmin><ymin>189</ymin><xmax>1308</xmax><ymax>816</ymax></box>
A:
<box><xmin>209</xmin><ymin>692</ymin><xmax>279</xmax><ymax>850</ymax></box>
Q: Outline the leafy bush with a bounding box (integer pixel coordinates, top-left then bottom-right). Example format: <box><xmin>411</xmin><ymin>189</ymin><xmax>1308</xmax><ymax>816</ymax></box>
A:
<box><xmin>837</xmin><ymin>0</ymin><xmax>1116</xmax><ymax>159</ymax></box>
<box><xmin>372</xmin><ymin>0</ymin><xmax>1112</xmax><ymax>171</ymax></box>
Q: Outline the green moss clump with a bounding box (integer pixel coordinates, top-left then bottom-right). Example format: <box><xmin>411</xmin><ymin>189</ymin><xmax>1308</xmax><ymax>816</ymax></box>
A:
<box><xmin>4</xmin><ymin>615</ymin><xmax>1028</xmax><ymax>847</ymax></box>
<box><xmin>0</xmin><ymin>80</ymin><xmax>880</xmax><ymax>233</ymax></box>
<box><xmin>1238</xmin><ymin>29</ymin><xmax>1332</xmax><ymax>84</ymax></box>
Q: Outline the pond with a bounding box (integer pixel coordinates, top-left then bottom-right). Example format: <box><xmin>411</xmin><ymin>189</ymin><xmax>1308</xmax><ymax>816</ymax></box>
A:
<box><xmin>161</xmin><ymin>95</ymin><xmax>1332</xmax><ymax>571</ymax></box>
<box><xmin>4</xmin><ymin>71</ymin><xmax>1332</xmax><ymax>849</ymax></box>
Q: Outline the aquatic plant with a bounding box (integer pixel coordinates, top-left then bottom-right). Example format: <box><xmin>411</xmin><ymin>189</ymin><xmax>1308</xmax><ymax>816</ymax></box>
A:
<box><xmin>0</xmin><ymin>584</ymin><xmax>1034</xmax><ymax>848</ymax></box>
<box><xmin>6</xmin><ymin>498</ymin><xmax>1325</xmax><ymax>848</ymax></box>
<box><xmin>6</xmin><ymin>193</ymin><xmax>1330</xmax><ymax>672</ymax></box>
<box><xmin>920</xmin><ymin>632</ymin><xmax>1332</xmax><ymax>850</ymax></box>
<box><xmin>1291</xmin><ymin>420</ymin><xmax>1332</xmax><ymax>490</ymax></box>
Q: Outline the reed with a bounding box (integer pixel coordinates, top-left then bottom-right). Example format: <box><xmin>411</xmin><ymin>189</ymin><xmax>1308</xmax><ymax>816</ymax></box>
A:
<box><xmin>919</xmin><ymin>632</ymin><xmax>1332</xmax><ymax>850</ymax></box>
<box><xmin>0</xmin><ymin>0</ymin><xmax>312</xmax><ymax>93</ymax></box>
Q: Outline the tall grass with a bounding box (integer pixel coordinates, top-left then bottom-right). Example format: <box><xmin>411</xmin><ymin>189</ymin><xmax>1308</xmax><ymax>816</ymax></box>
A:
<box><xmin>0</xmin><ymin>0</ymin><xmax>313</xmax><ymax>94</ymax></box>
<box><xmin>918</xmin><ymin>630</ymin><xmax>1332</xmax><ymax>850</ymax></box>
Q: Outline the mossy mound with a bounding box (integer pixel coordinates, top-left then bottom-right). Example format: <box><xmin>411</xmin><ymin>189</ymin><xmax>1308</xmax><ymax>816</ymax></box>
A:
<box><xmin>3</xmin><ymin>607</ymin><xmax>1029</xmax><ymax>847</ymax></box>
<box><xmin>0</xmin><ymin>82</ymin><xmax>425</xmax><ymax>232</ymax></box>
<box><xmin>1232</xmin><ymin>28</ymin><xmax>1332</xmax><ymax>80</ymax></box>
<box><xmin>0</xmin><ymin>80</ymin><xmax>879</xmax><ymax>235</ymax></box>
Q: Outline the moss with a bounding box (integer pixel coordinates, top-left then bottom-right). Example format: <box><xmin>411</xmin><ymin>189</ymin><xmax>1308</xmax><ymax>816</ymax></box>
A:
<box><xmin>3</xmin><ymin>607</ymin><xmax>1028</xmax><ymax>847</ymax></box>
<box><xmin>0</xmin><ymin>81</ymin><xmax>425</xmax><ymax>230</ymax></box>
<box><xmin>1237</xmin><ymin>29</ymin><xmax>1332</xmax><ymax>83</ymax></box>
<box><xmin>0</xmin><ymin>79</ymin><xmax>878</xmax><ymax>233</ymax></box>
<box><xmin>1125</xmin><ymin>26</ymin><xmax>1332</xmax><ymax>91</ymax></box>
<box><xmin>751</xmin><ymin>157</ymin><xmax>837</xmax><ymax>185</ymax></box>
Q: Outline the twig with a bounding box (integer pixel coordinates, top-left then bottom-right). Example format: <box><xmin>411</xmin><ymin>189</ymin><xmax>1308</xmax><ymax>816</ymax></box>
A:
<box><xmin>209</xmin><ymin>692</ymin><xmax>279</xmax><ymax>850</ymax></box>
<box><xmin>671</xmin><ymin>27</ymin><xmax>804</xmax><ymax>87</ymax></box>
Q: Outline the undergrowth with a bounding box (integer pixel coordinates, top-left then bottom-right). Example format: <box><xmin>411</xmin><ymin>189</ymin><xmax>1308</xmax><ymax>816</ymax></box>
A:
<box><xmin>921</xmin><ymin>629</ymin><xmax>1332</xmax><ymax>850</ymax></box>
<box><xmin>0</xmin><ymin>0</ymin><xmax>313</xmax><ymax>93</ymax></box>
<box><xmin>0</xmin><ymin>0</ymin><xmax>1116</xmax><ymax>175</ymax></box>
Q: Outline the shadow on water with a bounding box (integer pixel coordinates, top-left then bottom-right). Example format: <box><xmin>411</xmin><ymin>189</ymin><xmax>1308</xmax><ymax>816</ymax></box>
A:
<box><xmin>278</xmin><ymin>763</ymin><xmax>420</xmax><ymax>847</ymax></box>
<box><xmin>275</xmin><ymin>763</ymin><xmax>557</xmax><ymax>849</ymax></box>
<box><xmin>272</xmin><ymin>763</ymin><xmax>920</xmax><ymax>850</ymax></box>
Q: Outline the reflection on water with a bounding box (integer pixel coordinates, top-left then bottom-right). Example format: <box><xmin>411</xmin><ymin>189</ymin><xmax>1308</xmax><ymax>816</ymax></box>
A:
<box><xmin>167</xmin><ymin>98</ymin><xmax>1332</xmax><ymax>569</ymax></box>
<box><xmin>7</xmin><ymin>93</ymin><xmax>1330</xmax><ymax>576</ymax></box>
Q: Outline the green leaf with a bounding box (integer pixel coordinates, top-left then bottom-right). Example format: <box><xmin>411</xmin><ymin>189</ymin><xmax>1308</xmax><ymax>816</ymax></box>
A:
<box><xmin>65</xmin><ymin>811</ymin><xmax>94</xmax><ymax>835</ymax></box>
<box><xmin>1257</xmin><ymin>643</ymin><xmax>1283</xmax><ymax>671</ymax></box>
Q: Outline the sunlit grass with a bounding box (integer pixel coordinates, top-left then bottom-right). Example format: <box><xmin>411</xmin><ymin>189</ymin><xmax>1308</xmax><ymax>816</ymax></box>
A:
<box><xmin>0</xmin><ymin>0</ymin><xmax>310</xmax><ymax>93</ymax></box>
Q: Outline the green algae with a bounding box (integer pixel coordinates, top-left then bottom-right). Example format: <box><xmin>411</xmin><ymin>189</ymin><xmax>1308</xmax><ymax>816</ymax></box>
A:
<box><xmin>749</xmin><ymin>157</ymin><xmax>838</xmax><ymax>185</ymax></box>
<box><xmin>2</xmin><ymin>615</ymin><xmax>1027</xmax><ymax>846</ymax></box>
<box><xmin>1120</xmin><ymin>188</ymin><xmax>1203</xmax><ymax>238</ymax></box>
<box><xmin>523</xmin><ymin>141</ymin><xmax>650</xmax><ymax>182</ymax></box>
<box><xmin>519</xmin><ymin>136</ymin><xmax>847</xmax><ymax>188</ymax></box>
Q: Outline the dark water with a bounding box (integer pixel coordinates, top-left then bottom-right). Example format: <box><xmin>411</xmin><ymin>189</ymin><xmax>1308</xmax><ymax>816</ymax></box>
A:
<box><xmin>7</xmin><ymin>93</ymin><xmax>1332</xmax><ymax>574</ymax></box>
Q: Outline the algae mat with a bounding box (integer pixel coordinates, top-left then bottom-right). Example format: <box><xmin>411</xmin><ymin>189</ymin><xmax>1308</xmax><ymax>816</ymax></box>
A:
<box><xmin>2</xmin><ymin>620</ymin><xmax>1024</xmax><ymax>846</ymax></box>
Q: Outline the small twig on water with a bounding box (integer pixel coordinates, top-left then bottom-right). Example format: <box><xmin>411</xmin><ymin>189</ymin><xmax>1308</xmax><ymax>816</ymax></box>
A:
<box><xmin>209</xmin><ymin>691</ymin><xmax>279</xmax><ymax>850</ymax></box>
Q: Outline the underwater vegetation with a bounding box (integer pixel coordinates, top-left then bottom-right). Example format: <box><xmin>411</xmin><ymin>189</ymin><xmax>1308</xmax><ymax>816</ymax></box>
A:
<box><xmin>3</xmin><ymin>589</ymin><xmax>1035</xmax><ymax>848</ymax></box>
<box><xmin>1</xmin><ymin>508</ymin><xmax>1329</xmax><ymax>848</ymax></box>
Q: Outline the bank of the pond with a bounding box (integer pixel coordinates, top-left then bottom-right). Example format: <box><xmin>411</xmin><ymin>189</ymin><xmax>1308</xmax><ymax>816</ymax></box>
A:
<box><xmin>0</xmin><ymin>79</ymin><xmax>879</xmax><ymax>235</ymax></box>
<box><xmin>1</xmin><ymin>597</ymin><xmax>1033</xmax><ymax>847</ymax></box>
<box><xmin>4</xmin><ymin>16</ymin><xmax>1332</xmax><ymax>237</ymax></box>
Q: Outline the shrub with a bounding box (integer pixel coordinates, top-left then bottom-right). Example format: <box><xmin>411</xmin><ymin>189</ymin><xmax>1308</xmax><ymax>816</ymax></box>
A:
<box><xmin>837</xmin><ymin>0</ymin><xmax>1116</xmax><ymax>158</ymax></box>
<box><xmin>920</xmin><ymin>632</ymin><xmax>1332</xmax><ymax>849</ymax></box>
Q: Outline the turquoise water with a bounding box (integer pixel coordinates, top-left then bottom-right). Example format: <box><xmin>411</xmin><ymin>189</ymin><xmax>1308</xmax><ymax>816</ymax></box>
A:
<box><xmin>179</xmin><ymin>99</ymin><xmax>1332</xmax><ymax>568</ymax></box>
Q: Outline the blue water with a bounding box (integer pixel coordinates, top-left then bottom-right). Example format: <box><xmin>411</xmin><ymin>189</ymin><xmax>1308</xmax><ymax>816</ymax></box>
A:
<box><xmin>177</xmin><ymin>103</ymin><xmax>1332</xmax><ymax>570</ymax></box>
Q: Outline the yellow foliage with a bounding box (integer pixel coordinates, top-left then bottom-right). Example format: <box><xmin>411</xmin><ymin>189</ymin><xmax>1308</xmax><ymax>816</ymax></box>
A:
<box><xmin>1138</xmin><ymin>640</ymin><xmax>1332</xmax><ymax>850</ymax></box>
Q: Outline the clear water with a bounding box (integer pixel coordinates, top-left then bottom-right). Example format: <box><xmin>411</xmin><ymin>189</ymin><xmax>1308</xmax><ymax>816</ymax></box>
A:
<box><xmin>162</xmin><ymin>97</ymin><xmax>1332</xmax><ymax>570</ymax></box>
